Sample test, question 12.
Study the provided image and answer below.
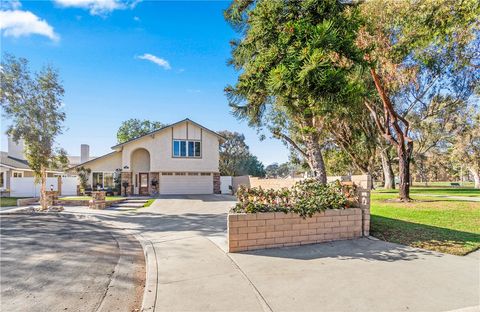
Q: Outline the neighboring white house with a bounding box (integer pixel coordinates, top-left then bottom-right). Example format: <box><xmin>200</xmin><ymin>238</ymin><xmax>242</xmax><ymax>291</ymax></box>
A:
<box><xmin>70</xmin><ymin>119</ymin><xmax>223</xmax><ymax>196</ymax></box>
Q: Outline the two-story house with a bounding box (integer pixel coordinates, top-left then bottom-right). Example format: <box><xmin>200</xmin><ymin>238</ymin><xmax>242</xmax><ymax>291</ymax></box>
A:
<box><xmin>71</xmin><ymin>119</ymin><xmax>223</xmax><ymax>196</ymax></box>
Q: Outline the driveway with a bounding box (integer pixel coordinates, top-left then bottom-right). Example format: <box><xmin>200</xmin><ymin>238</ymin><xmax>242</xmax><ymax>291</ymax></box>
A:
<box><xmin>60</xmin><ymin>195</ymin><xmax>479</xmax><ymax>312</ymax></box>
<box><xmin>0</xmin><ymin>214</ymin><xmax>145</xmax><ymax>312</ymax></box>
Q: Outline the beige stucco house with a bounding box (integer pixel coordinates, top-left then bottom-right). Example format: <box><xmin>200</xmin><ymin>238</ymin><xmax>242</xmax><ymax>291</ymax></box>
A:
<box><xmin>71</xmin><ymin>119</ymin><xmax>223</xmax><ymax>196</ymax></box>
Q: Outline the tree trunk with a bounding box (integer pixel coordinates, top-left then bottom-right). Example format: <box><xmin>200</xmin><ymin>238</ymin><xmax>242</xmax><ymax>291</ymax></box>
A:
<box><xmin>380</xmin><ymin>149</ymin><xmax>395</xmax><ymax>189</ymax></box>
<box><xmin>303</xmin><ymin>132</ymin><xmax>327</xmax><ymax>183</ymax></box>
<box><xmin>40</xmin><ymin>166</ymin><xmax>47</xmax><ymax>210</ymax></box>
<box><xmin>470</xmin><ymin>167</ymin><xmax>480</xmax><ymax>189</ymax></box>
<box><xmin>397</xmin><ymin>142</ymin><xmax>413</xmax><ymax>201</ymax></box>
<box><xmin>368</xmin><ymin>68</ymin><xmax>413</xmax><ymax>201</ymax></box>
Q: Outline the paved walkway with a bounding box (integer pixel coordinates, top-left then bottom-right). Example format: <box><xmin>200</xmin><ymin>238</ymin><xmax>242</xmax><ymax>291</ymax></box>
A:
<box><xmin>413</xmin><ymin>194</ymin><xmax>480</xmax><ymax>202</ymax></box>
<box><xmin>8</xmin><ymin>196</ymin><xmax>479</xmax><ymax>311</ymax></box>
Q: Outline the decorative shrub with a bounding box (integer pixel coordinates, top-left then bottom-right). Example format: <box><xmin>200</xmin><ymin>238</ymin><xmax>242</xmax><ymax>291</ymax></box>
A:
<box><xmin>233</xmin><ymin>179</ymin><xmax>356</xmax><ymax>218</ymax></box>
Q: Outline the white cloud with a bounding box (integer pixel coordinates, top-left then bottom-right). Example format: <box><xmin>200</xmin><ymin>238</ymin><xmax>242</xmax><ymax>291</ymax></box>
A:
<box><xmin>54</xmin><ymin>0</ymin><xmax>141</xmax><ymax>15</ymax></box>
<box><xmin>136</xmin><ymin>53</ymin><xmax>171</xmax><ymax>70</ymax></box>
<box><xmin>133</xmin><ymin>16</ymin><xmax>140</xmax><ymax>22</ymax></box>
<box><xmin>0</xmin><ymin>10</ymin><xmax>59</xmax><ymax>41</ymax></box>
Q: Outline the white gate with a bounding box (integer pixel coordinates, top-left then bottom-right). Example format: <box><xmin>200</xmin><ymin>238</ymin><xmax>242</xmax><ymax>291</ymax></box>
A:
<box><xmin>61</xmin><ymin>177</ymin><xmax>78</xmax><ymax>196</ymax></box>
<box><xmin>10</xmin><ymin>177</ymin><xmax>78</xmax><ymax>197</ymax></box>
<box><xmin>10</xmin><ymin>177</ymin><xmax>58</xmax><ymax>197</ymax></box>
<box><xmin>220</xmin><ymin>176</ymin><xmax>232</xmax><ymax>194</ymax></box>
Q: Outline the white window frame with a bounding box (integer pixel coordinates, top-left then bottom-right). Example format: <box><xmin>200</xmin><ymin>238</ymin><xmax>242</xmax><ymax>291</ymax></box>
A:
<box><xmin>91</xmin><ymin>171</ymin><xmax>115</xmax><ymax>189</ymax></box>
<box><xmin>172</xmin><ymin>140</ymin><xmax>201</xmax><ymax>158</ymax></box>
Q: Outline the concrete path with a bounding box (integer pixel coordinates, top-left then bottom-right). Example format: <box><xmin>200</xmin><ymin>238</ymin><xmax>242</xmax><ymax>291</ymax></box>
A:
<box><xmin>0</xmin><ymin>213</ymin><xmax>145</xmax><ymax>312</ymax></box>
<box><xmin>28</xmin><ymin>195</ymin><xmax>479</xmax><ymax>312</ymax></box>
<box><xmin>413</xmin><ymin>194</ymin><xmax>480</xmax><ymax>202</ymax></box>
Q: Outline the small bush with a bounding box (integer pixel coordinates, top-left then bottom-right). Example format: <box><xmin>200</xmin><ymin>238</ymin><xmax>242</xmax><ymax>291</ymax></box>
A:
<box><xmin>233</xmin><ymin>179</ymin><xmax>355</xmax><ymax>218</ymax></box>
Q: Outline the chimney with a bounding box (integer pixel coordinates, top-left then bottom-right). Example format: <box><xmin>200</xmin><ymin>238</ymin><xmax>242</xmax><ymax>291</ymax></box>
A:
<box><xmin>80</xmin><ymin>144</ymin><xmax>90</xmax><ymax>163</ymax></box>
<box><xmin>8</xmin><ymin>136</ymin><xmax>25</xmax><ymax>160</ymax></box>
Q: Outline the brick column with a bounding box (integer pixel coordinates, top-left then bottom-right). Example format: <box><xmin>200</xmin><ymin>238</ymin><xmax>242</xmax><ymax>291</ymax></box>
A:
<box><xmin>357</xmin><ymin>188</ymin><xmax>370</xmax><ymax>236</ymax></box>
<box><xmin>45</xmin><ymin>191</ymin><xmax>58</xmax><ymax>207</ymax></box>
<box><xmin>213</xmin><ymin>173</ymin><xmax>221</xmax><ymax>194</ymax></box>
<box><xmin>121</xmin><ymin>172</ymin><xmax>132</xmax><ymax>196</ymax></box>
<box><xmin>150</xmin><ymin>172</ymin><xmax>159</xmax><ymax>196</ymax></box>
<box><xmin>89</xmin><ymin>191</ymin><xmax>106</xmax><ymax>209</ymax></box>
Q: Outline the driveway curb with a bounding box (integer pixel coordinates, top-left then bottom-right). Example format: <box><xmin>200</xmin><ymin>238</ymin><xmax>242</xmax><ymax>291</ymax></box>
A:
<box><xmin>62</xmin><ymin>212</ymin><xmax>158</xmax><ymax>312</ymax></box>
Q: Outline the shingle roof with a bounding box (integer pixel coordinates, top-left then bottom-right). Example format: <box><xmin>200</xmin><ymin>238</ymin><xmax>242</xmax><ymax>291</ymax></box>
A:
<box><xmin>0</xmin><ymin>151</ymin><xmax>30</xmax><ymax>170</ymax></box>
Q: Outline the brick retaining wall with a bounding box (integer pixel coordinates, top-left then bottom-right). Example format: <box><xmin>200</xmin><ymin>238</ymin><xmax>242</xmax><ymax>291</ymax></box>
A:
<box><xmin>228</xmin><ymin>208</ymin><xmax>368</xmax><ymax>253</ymax></box>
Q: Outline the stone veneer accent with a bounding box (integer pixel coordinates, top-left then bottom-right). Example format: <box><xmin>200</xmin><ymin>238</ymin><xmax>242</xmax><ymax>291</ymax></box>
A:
<box><xmin>89</xmin><ymin>191</ymin><xmax>106</xmax><ymax>209</ymax></box>
<box><xmin>213</xmin><ymin>173</ymin><xmax>221</xmax><ymax>194</ymax></box>
<box><xmin>121</xmin><ymin>172</ymin><xmax>132</xmax><ymax>196</ymax></box>
<box><xmin>150</xmin><ymin>172</ymin><xmax>159</xmax><ymax>195</ymax></box>
<box><xmin>228</xmin><ymin>208</ymin><xmax>366</xmax><ymax>253</ymax></box>
<box><xmin>44</xmin><ymin>191</ymin><xmax>58</xmax><ymax>207</ymax></box>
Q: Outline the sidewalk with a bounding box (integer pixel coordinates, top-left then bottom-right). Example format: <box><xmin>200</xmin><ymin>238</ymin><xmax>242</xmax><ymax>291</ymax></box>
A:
<box><xmin>413</xmin><ymin>194</ymin><xmax>480</xmax><ymax>202</ymax></box>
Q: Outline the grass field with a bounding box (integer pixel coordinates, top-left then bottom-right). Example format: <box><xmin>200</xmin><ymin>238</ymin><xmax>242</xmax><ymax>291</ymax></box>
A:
<box><xmin>370</xmin><ymin>187</ymin><xmax>480</xmax><ymax>256</ymax></box>
<box><xmin>0</xmin><ymin>197</ymin><xmax>26</xmax><ymax>207</ymax></box>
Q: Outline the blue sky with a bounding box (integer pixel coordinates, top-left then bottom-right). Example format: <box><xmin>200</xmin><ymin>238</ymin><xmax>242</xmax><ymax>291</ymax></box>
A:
<box><xmin>0</xmin><ymin>0</ymin><xmax>289</xmax><ymax>165</ymax></box>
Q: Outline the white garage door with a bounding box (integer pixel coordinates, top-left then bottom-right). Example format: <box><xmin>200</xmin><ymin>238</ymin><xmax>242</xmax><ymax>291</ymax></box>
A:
<box><xmin>160</xmin><ymin>174</ymin><xmax>213</xmax><ymax>195</ymax></box>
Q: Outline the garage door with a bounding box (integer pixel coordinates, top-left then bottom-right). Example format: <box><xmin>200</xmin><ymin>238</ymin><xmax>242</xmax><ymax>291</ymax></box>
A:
<box><xmin>160</xmin><ymin>174</ymin><xmax>213</xmax><ymax>195</ymax></box>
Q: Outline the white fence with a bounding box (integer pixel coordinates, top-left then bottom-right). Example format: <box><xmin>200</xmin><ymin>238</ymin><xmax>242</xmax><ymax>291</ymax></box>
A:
<box><xmin>10</xmin><ymin>177</ymin><xmax>78</xmax><ymax>197</ymax></box>
<box><xmin>61</xmin><ymin>177</ymin><xmax>78</xmax><ymax>195</ymax></box>
<box><xmin>220</xmin><ymin>176</ymin><xmax>232</xmax><ymax>194</ymax></box>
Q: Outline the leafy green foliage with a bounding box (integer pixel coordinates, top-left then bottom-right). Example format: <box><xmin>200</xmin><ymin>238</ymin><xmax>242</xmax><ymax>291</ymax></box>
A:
<box><xmin>233</xmin><ymin>179</ymin><xmax>355</xmax><ymax>218</ymax></box>
<box><xmin>0</xmin><ymin>54</ymin><xmax>68</xmax><ymax>208</ymax></box>
<box><xmin>225</xmin><ymin>0</ymin><xmax>368</xmax><ymax>180</ymax></box>
<box><xmin>219</xmin><ymin>130</ymin><xmax>265</xmax><ymax>177</ymax></box>
<box><xmin>117</xmin><ymin>118</ymin><xmax>165</xmax><ymax>143</ymax></box>
<box><xmin>75</xmin><ymin>166</ymin><xmax>91</xmax><ymax>192</ymax></box>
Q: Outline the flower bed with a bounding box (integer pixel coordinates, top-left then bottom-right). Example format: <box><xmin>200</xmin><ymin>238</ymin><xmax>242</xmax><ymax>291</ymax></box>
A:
<box><xmin>228</xmin><ymin>179</ymin><xmax>370</xmax><ymax>252</ymax></box>
<box><xmin>233</xmin><ymin>180</ymin><xmax>357</xmax><ymax>217</ymax></box>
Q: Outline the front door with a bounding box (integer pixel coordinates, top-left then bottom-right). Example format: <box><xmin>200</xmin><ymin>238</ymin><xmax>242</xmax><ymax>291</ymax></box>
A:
<box><xmin>139</xmin><ymin>173</ymin><xmax>149</xmax><ymax>195</ymax></box>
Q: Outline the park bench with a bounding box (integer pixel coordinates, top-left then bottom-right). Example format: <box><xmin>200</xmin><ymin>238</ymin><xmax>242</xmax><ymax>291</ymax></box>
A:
<box><xmin>450</xmin><ymin>182</ymin><xmax>460</xmax><ymax>187</ymax></box>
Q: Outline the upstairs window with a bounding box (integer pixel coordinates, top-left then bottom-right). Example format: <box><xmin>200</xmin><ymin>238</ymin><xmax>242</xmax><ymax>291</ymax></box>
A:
<box><xmin>173</xmin><ymin>140</ymin><xmax>201</xmax><ymax>158</ymax></box>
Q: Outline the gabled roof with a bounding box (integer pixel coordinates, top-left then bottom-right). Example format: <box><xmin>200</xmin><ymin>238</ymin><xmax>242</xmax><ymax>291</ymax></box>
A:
<box><xmin>111</xmin><ymin>118</ymin><xmax>225</xmax><ymax>149</ymax></box>
<box><xmin>0</xmin><ymin>151</ymin><xmax>63</xmax><ymax>173</ymax></box>
<box><xmin>68</xmin><ymin>151</ymin><xmax>120</xmax><ymax>170</ymax></box>
<box><xmin>0</xmin><ymin>152</ymin><xmax>30</xmax><ymax>170</ymax></box>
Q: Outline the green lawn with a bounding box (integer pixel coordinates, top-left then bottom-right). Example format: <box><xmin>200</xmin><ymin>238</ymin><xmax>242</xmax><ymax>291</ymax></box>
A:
<box><xmin>370</xmin><ymin>188</ymin><xmax>480</xmax><ymax>256</ymax></box>
<box><xmin>0</xmin><ymin>197</ymin><xmax>27</xmax><ymax>207</ymax></box>
<box><xmin>59</xmin><ymin>196</ymin><xmax>126</xmax><ymax>201</ymax></box>
<box><xmin>142</xmin><ymin>199</ymin><xmax>155</xmax><ymax>208</ymax></box>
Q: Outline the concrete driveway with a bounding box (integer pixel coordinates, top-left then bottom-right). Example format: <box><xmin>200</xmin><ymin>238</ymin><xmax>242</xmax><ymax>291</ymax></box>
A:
<box><xmin>0</xmin><ymin>214</ymin><xmax>145</xmax><ymax>312</ymax></box>
<box><xmin>60</xmin><ymin>195</ymin><xmax>479</xmax><ymax>312</ymax></box>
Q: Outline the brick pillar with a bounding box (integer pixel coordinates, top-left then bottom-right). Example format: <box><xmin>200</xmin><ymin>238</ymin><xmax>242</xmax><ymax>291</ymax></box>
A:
<box><xmin>121</xmin><ymin>172</ymin><xmax>132</xmax><ymax>196</ymax></box>
<box><xmin>213</xmin><ymin>173</ymin><xmax>221</xmax><ymax>194</ymax></box>
<box><xmin>150</xmin><ymin>172</ymin><xmax>159</xmax><ymax>196</ymax></box>
<box><xmin>89</xmin><ymin>191</ymin><xmax>106</xmax><ymax>209</ymax></box>
<box><xmin>45</xmin><ymin>191</ymin><xmax>58</xmax><ymax>207</ymax></box>
<box><xmin>358</xmin><ymin>188</ymin><xmax>370</xmax><ymax>236</ymax></box>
